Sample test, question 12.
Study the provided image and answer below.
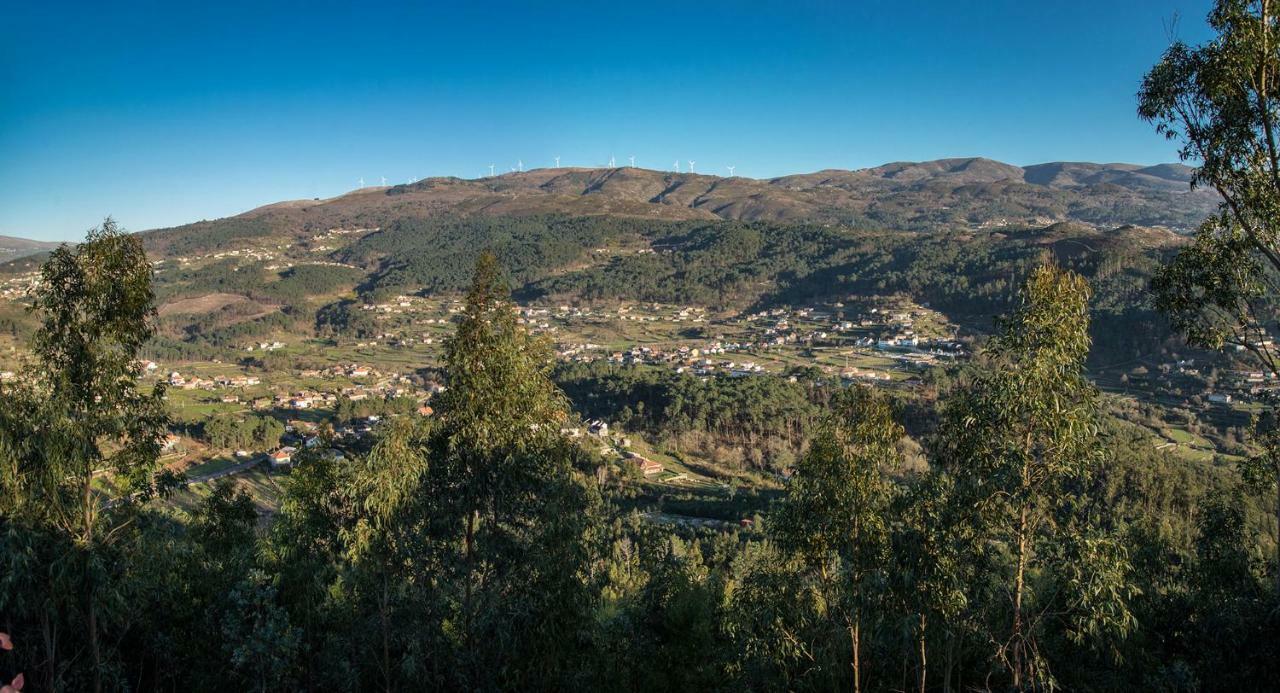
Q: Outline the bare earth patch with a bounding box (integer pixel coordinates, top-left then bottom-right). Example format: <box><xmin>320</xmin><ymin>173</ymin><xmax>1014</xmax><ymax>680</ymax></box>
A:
<box><xmin>159</xmin><ymin>292</ymin><xmax>256</xmax><ymax>316</ymax></box>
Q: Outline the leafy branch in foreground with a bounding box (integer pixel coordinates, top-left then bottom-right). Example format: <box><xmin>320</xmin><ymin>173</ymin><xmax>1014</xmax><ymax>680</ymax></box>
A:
<box><xmin>1142</xmin><ymin>0</ymin><xmax>1280</xmax><ymax>595</ymax></box>
<box><xmin>938</xmin><ymin>264</ymin><xmax>1134</xmax><ymax>690</ymax></box>
<box><xmin>0</xmin><ymin>218</ymin><xmax>169</xmax><ymax>692</ymax></box>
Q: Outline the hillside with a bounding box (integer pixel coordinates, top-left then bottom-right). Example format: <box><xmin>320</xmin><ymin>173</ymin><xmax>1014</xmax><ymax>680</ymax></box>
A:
<box><xmin>0</xmin><ymin>158</ymin><xmax>1214</xmax><ymax>367</ymax></box>
<box><xmin>128</xmin><ymin>158</ymin><xmax>1217</xmax><ymax>259</ymax></box>
<box><xmin>0</xmin><ymin>234</ymin><xmax>60</xmax><ymax>263</ymax></box>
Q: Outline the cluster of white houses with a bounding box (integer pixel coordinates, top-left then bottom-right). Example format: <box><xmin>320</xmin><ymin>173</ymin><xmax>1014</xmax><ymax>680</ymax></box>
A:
<box><xmin>0</xmin><ymin>271</ymin><xmax>38</xmax><ymax>301</ymax></box>
<box><xmin>296</xmin><ymin>363</ymin><xmax>386</xmax><ymax>379</ymax></box>
<box><xmin>165</xmin><ymin>370</ymin><xmax>262</xmax><ymax>390</ymax></box>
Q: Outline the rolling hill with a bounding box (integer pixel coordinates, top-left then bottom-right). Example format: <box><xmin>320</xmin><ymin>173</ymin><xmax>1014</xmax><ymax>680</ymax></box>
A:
<box><xmin>0</xmin><ymin>234</ymin><xmax>61</xmax><ymax>263</ymax></box>
<box><xmin>0</xmin><ymin>158</ymin><xmax>1217</xmax><ymax>366</ymax></box>
<box><xmin>127</xmin><ymin>158</ymin><xmax>1217</xmax><ymax>259</ymax></box>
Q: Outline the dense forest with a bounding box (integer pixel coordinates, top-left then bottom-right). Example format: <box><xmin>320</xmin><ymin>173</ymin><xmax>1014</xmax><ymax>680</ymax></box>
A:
<box><xmin>0</xmin><ymin>228</ymin><xmax>1275</xmax><ymax>691</ymax></box>
<box><xmin>296</xmin><ymin>213</ymin><xmax>1183</xmax><ymax>366</ymax></box>
<box><xmin>554</xmin><ymin>360</ymin><xmax>824</xmax><ymax>472</ymax></box>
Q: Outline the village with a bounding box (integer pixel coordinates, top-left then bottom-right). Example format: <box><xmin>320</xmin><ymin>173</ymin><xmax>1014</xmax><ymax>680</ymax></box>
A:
<box><xmin>2</xmin><ymin>229</ymin><xmax>1276</xmax><ymax>505</ymax></box>
<box><xmin>52</xmin><ymin>289</ymin><xmax>972</xmax><ymax>497</ymax></box>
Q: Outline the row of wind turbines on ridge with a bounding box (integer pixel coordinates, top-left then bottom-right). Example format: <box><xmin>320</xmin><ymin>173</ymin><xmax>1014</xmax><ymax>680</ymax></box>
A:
<box><xmin>357</xmin><ymin>157</ymin><xmax>737</xmax><ymax>189</ymax></box>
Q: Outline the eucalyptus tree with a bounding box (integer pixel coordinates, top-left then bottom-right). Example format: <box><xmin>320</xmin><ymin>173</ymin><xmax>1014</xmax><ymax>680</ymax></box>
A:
<box><xmin>1183</xmin><ymin>489</ymin><xmax>1277</xmax><ymax>686</ymax></box>
<box><xmin>1140</xmin><ymin>0</ymin><xmax>1280</xmax><ymax>589</ymax></box>
<box><xmin>936</xmin><ymin>265</ymin><xmax>1134</xmax><ymax>690</ymax></box>
<box><xmin>0</xmin><ymin>219</ymin><xmax>168</xmax><ymax>692</ymax></box>
<box><xmin>726</xmin><ymin>540</ymin><xmax>829</xmax><ymax>690</ymax></box>
<box><xmin>771</xmin><ymin>384</ymin><xmax>903</xmax><ymax>693</ymax></box>
<box><xmin>428</xmin><ymin>251</ymin><xmax>601</xmax><ymax>689</ymax></box>
<box><xmin>889</xmin><ymin>472</ymin><xmax>969</xmax><ymax>693</ymax></box>
<box><xmin>340</xmin><ymin>416</ymin><xmax>443</xmax><ymax>691</ymax></box>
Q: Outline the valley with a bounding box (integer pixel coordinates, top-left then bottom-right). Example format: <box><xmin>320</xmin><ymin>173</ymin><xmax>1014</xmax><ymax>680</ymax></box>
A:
<box><xmin>0</xmin><ymin>163</ymin><xmax>1256</xmax><ymax>523</ymax></box>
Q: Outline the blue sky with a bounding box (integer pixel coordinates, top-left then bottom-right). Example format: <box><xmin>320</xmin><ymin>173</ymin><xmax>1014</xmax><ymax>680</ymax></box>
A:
<box><xmin>1</xmin><ymin>0</ymin><xmax>1213</xmax><ymax>241</ymax></box>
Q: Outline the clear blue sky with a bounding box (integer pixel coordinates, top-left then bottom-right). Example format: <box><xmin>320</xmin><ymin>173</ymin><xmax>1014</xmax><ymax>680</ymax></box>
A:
<box><xmin>1</xmin><ymin>0</ymin><xmax>1213</xmax><ymax>241</ymax></box>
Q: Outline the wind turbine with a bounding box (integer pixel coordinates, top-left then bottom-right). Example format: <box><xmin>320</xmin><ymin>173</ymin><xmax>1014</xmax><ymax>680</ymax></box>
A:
<box><xmin>517</xmin><ymin>159</ymin><xmax>523</xmax><ymax>172</ymax></box>
<box><xmin>358</xmin><ymin>177</ymin><xmax>365</xmax><ymax>188</ymax></box>
<box><xmin>608</xmin><ymin>155</ymin><xmax>616</xmax><ymax>168</ymax></box>
<box><xmin>380</xmin><ymin>176</ymin><xmax>387</xmax><ymax>186</ymax></box>
<box><xmin>554</xmin><ymin>156</ymin><xmax>560</xmax><ymax>168</ymax></box>
<box><xmin>488</xmin><ymin>164</ymin><xmax>495</xmax><ymax>177</ymax></box>
<box><xmin>688</xmin><ymin>160</ymin><xmax>696</xmax><ymax>173</ymax></box>
<box><xmin>629</xmin><ymin>155</ymin><xmax>635</xmax><ymax>167</ymax></box>
<box><xmin>673</xmin><ymin>160</ymin><xmax>680</xmax><ymax>172</ymax></box>
<box><xmin>726</xmin><ymin>165</ymin><xmax>735</xmax><ymax>176</ymax></box>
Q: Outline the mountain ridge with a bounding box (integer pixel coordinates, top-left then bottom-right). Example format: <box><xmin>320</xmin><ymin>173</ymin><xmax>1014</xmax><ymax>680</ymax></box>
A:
<box><xmin>0</xmin><ymin>157</ymin><xmax>1218</xmax><ymax>265</ymax></box>
<box><xmin>0</xmin><ymin>235</ymin><xmax>62</xmax><ymax>263</ymax></box>
<box><xmin>197</xmin><ymin>157</ymin><xmax>1215</xmax><ymax>245</ymax></box>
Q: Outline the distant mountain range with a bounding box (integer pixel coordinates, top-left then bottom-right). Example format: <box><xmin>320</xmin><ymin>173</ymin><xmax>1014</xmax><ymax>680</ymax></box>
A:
<box><xmin>0</xmin><ymin>158</ymin><xmax>1216</xmax><ymax>367</ymax></box>
<box><xmin>204</xmin><ymin>157</ymin><xmax>1215</xmax><ymax>243</ymax></box>
<box><xmin>0</xmin><ymin>158</ymin><xmax>1218</xmax><ymax>262</ymax></box>
<box><xmin>0</xmin><ymin>235</ymin><xmax>60</xmax><ymax>263</ymax></box>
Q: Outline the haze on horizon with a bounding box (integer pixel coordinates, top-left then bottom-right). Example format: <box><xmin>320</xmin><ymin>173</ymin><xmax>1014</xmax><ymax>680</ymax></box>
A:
<box><xmin>1</xmin><ymin>0</ymin><xmax>1215</xmax><ymax>241</ymax></box>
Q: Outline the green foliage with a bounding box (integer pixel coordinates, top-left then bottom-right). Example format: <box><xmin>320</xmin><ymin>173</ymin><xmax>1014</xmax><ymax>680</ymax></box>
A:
<box><xmin>338</xmin><ymin>214</ymin><xmax>641</xmax><ymax>295</ymax></box>
<box><xmin>938</xmin><ymin>264</ymin><xmax>1135</xmax><ymax>689</ymax></box>
<box><xmin>1141</xmin><ymin>0</ymin><xmax>1280</xmax><ymax>601</ymax></box>
<box><xmin>3</xmin><ymin>217</ymin><xmax>1278</xmax><ymax>691</ymax></box>
<box><xmin>315</xmin><ymin>297</ymin><xmax>379</xmax><ymax>338</ymax></box>
<box><xmin>143</xmin><ymin>216</ymin><xmax>279</xmax><ymax>256</ymax></box>
<box><xmin>555</xmin><ymin>361</ymin><xmax>819</xmax><ymax>469</ymax></box>
<box><xmin>888</xmin><ymin>472</ymin><xmax>971</xmax><ymax>693</ymax></box>
<box><xmin>0</xmin><ymin>218</ymin><xmax>170</xmax><ymax>691</ymax></box>
<box><xmin>155</xmin><ymin>260</ymin><xmax>361</xmax><ymax>307</ymax></box>
<box><xmin>252</xmin><ymin>254</ymin><xmax>605</xmax><ymax>690</ymax></box>
<box><xmin>420</xmin><ymin>252</ymin><xmax>601</xmax><ymax>688</ymax></box>
<box><xmin>203</xmin><ymin>414</ymin><xmax>284</xmax><ymax>450</ymax></box>
<box><xmin>769</xmin><ymin>385</ymin><xmax>903</xmax><ymax>692</ymax></box>
<box><xmin>332</xmin><ymin>394</ymin><xmax>419</xmax><ymax>424</ymax></box>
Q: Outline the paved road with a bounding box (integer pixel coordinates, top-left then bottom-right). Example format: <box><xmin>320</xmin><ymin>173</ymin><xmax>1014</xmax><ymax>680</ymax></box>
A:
<box><xmin>183</xmin><ymin>458</ymin><xmax>263</xmax><ymax>485</ymax></box>
<box><xmin>103</xmin><ymin>459</ymin><xmax>265</xmax><ymax>509</ymax></box>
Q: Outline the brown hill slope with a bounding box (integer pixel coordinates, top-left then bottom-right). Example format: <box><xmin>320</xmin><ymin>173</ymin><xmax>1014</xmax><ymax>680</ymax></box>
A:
<box><xmin>127</xmin><ymin>158</ymin><xmax>1217</xmax><ymax>258</ymax></box>
<box><xmin>0</xmin><ymin>235</ymin><xmax>61</xmax><ymax>263</ymax></box>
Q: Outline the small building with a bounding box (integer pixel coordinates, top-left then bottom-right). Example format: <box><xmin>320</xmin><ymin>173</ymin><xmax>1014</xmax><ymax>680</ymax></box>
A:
<box><xmin>159</xmin><ymin>433</ymin><xmax>182</xmax><ymax>453</ymax></box>
<box><xmin>626</xmin><ymin>452</ymin><xmax>663</xmax><ymax>476</ymax></box>
<box><xmin>269</xmin><ymin>446</ymin><xmax>297</xmax><ymax>469</ymax></box>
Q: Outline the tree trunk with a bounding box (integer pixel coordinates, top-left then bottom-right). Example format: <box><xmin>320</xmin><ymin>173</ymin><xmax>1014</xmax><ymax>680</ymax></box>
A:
<box><xmin>381</xmin><ymin>574</ymin><xmax>392</xmax><ymax>693</ymax></box>
<box><xmin>918</xmin><ymin>613</ymin><xmax>927</xmax><ymax>693</ymax></box>
<box><xmin>88</xmin><ymin>589</ymin><xmax>101</xmax><ymax>693</ymax></box>
<box><xmin>851</xmin><ymin>618</ymin><xmax>861</xmax><ymax>693</ymax></box>
<box><xmin>84</xmin><ymin>475</ymin><xmax>102</xmax><ymax>693</ymax></box>
<box><xmin>41</xmin><ymin>610</ymin><xmax>56</xmax><ymax>693</ymax></box>
<box><xmin>463</xmin><ymin>509</ymin><xmax>478</xmax><ymax>688</ymax></box>
<box><xmin>1011</xmin><ymin>503</ymin><xmax>1030</xmax><ymax>690</ymax></box>
<box><xmin>943</xmin><ymin>632</ymin><xmax>955</xmax><ymax>693</ymax></box>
